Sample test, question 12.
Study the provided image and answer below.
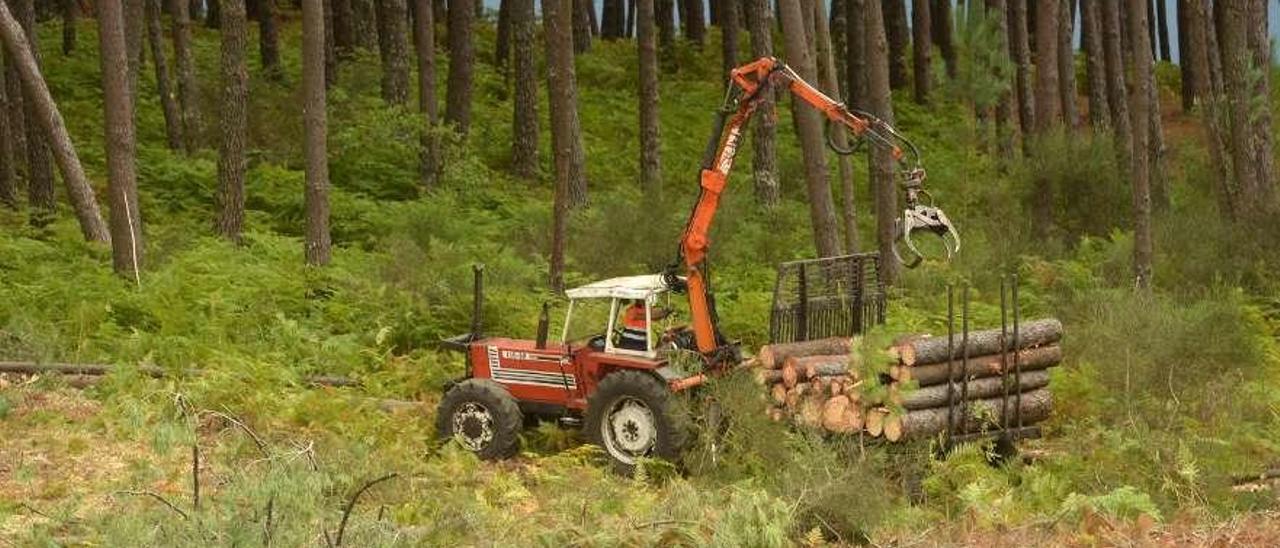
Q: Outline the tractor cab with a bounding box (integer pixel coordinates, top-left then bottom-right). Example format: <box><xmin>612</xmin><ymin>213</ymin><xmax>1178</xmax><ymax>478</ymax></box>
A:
<box><xmin>561</xmin><ymin>274</ymin><xmax>680</xmax><ymax>360</ymax></box>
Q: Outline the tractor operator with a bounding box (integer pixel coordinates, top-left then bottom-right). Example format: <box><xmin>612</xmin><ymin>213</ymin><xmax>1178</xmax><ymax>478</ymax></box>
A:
<box><xmin>619</xmin><ymin>299</ymin><xmax>671</xmax><ymax>351</ymax></box>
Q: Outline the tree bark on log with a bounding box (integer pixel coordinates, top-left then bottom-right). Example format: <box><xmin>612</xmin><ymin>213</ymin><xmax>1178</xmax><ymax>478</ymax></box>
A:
<box><xmin>895</xmin><ymin>318</ymin><xmax>1062</xmax><ymax>366</ymax></box>
<box><xmin>910</xmin><ymin>345</ymin><xmax>1061</xmax><ymax>386</ymax></box>
<box><xmin>897</xmin><ymin>387</ymin><xmax>1052</xmax><ymax>440</ymax></box>
<box><xmin>759</xmin><ymin>337</ymin><xmax>854</xmax><ymax>369</ymax></box>
<box><xmin>902</xmin><ymin>370</ymin><xmax>1050</xmax><ymax>410</ymax></box>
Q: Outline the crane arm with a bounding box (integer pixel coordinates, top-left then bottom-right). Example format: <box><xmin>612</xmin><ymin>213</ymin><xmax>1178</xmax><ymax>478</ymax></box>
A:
<box><xmin>669</xmin><ymin>57</ymin><xmax>958</xmax><ymax>358</ymax></box>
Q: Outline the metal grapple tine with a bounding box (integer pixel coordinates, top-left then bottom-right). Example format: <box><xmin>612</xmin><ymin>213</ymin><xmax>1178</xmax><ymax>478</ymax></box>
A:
<box><xmin>895</xmin><ymin>206</ymin><xmax>960</xmax><ymax>269</ymax></box>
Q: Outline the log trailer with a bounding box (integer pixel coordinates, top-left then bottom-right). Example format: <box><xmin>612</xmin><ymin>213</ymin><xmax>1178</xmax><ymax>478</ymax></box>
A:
<box><xmin>437</xmin><ymin>57</ymin><xmax>959</xmax><ymax>473</ymax></box>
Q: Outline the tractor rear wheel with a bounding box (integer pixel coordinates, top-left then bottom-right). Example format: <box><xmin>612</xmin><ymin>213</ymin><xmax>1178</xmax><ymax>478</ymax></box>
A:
<box><xmin>585</xmin><ymin>370</ymin><xmax>690</xmax><ymax>475</ymax></box>
<box><xmin>436</xmin><ymin>379</ymin><xmax>523</xmax><ymax>460</ymax></box>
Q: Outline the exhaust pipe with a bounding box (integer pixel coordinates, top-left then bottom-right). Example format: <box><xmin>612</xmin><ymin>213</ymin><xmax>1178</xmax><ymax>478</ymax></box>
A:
<box><xmin>470</xmin><ymin>264</ymin><xmax>485</xmax><ymax>339</ymax></box>
<box><xmin>535</xmin><ymin>302</ymin><xmax>550</xmax><ymax>349</ymax></box>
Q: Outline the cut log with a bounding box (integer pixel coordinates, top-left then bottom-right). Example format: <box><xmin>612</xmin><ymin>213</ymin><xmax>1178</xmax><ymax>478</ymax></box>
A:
<box><xmin>865</xmin><ymin>407</ymin><xmax>886</xmax><ymax>437</ymax></box>
<box><xmin>770</xmin><ymin>383</ymin><xmax>788</xmax><ymax>405</ymax></box>
<box><xmin>910</xmin><ymin>346</ymin><xmax>1061</xmax><ymax>386</ymax></box>
<box><xmin>758</xmin><ymin>337</ymin><xmax>854</xmax><ymax>369</ymax></box>
<box><xmin>843</xmin><ymin>404</ymin><xmax>864</xmax><ymax>431</ymax></box>
<box><xmin>821</xmin><ymin>395</ymin><xmax>859</xmax><ymax>433</ymax></box>
<box><xmin>755</xmin><ymin>368</ymin><xmax>785</xmax><ymax>385</ymax></box>
<box><xmin>781</xmin><ymin>360</ymin><xmax>800</xmax><ymax>388</ymax></box>
<box><xmin>902</xmin><ymin>370</ymin><xmax>1051</xmax><ymax>410</ymax></box>
<box><xmin>896</xmin><ymin>318</ymin><xmax>1063</xmax><ymax>366</ymax></box>
<box><xmin>797</xmin><ymin>395</ymin><xmax>824</xmax><ymax>428</ymax></box>
<box><xmin>898</xmin><ymin>388</ymin><xmax>1053</xmax><ymax>440</ymax></box>
<box><xmin>883</xmin><ymin>412</ymin><xmax>903</xmax><ymax>441</ymax></box>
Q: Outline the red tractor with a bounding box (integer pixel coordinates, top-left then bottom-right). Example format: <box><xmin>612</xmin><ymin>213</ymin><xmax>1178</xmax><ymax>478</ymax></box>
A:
<box><xmin>436</xmin><ymin>58</ymin><xmax>958</xmax><ymax>473</ymax></box>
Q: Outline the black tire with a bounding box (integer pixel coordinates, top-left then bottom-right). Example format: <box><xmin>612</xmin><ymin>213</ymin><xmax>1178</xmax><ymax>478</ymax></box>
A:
<box><xmin>435</xmin><ymin>379</ymin><xmax>523</xmax><ymax>460</ymax></box>
<box><xmin>584</xmin><ymin>370</ymin><xmax>690</xmax><ymax>475</ymax></box>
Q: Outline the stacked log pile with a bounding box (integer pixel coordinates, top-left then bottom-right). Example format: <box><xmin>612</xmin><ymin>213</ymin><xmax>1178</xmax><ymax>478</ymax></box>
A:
<box><xmin>755</xmin><ymin>318</ymin><xmax>1063</xmax><ymax>442</ymax></box>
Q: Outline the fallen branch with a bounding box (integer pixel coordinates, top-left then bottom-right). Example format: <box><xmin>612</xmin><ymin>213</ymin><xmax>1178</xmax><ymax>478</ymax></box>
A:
<box><xmin>333</xmin><ymin>473</ymin><xmax>399</xmax><ymax>546</ymax></box>
<box><xmin>0</xmin><ymin>361</ymin><xmax>358</xmax><ymax>388</ymax></box>
<box><xmin>116</xmin><ymin>490</ymin><xmax>190</xmax><ymax>520</ymax></box>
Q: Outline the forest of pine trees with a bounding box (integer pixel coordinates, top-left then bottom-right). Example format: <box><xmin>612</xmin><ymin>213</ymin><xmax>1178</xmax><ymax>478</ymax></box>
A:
<box><xmin>0</xmin><ymin>3</ymin><xmax>1279</xmax><ymax>543</ymax></box>
<box><xmin>0</xmin><ymin>0</ymin><xmax>1272</xmax><ymax>291</ymax></box>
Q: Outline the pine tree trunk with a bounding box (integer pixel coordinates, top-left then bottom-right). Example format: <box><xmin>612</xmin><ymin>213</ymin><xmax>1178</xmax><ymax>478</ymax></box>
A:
<box><xmin>1081</xmin><ymin>0</ymin><xmax>1109</xmax><ymax>129</ymax></box>
<box><xmin>745</xmin><ymin>0</ymin><xmax>778</xmax><ymax>207</ymax></box>
<box><xmin>510</xmin><ymin>0</ymin><xmax>538</xmax><ymax>179</ymax></box>
<box><xmin>208</xmin><ymin>0</ymin><xmax>222</xmax><ymax>27</ymax></box>
<box><xmin>0</xmin><ymin>65</ymin><xmax>13</xmax><ymax>209</ymax></box>
<box><xmin>99</xmin><ymin>0</ymin><xmax>146</xmax><ymax>279</ymax></box>
<box><xmin>573</xmin><ymin>0</ymin><xmax>593</xmax><ymax>53</ymax></box>
<box><xmin>1155</xmin><ymin>0</ymin><xmax>1171</xmax><ymax>61</ymax></box>
<box><xmin>1176</xmin><ymin>0</ymin><xmax>1195</xmax><ymax>111</ymax></box>
<box><xmin>778</xmin><ymin>0</ymin><xmax>842</xmax><ymax>259</ymax></box>
<box><xmin>375</xmin><ymin>0</ymin><xmax>410</xmax><ymax>105</ymax></box>
<box><xmin>719</xmin><ymin>0</ymin><xmax>737</xmax><ymax>81</ymax></box>
<box><xmin>1128</xmin><ymin>0</ymin><xmax>1153</xmax><ymax>289</ymax></box>
<box><xmin>445</xmin><ymin>0</ymin><xmax>475</xmax><ymax>135</ymax></box>
<box><xmin>544</xmin><ymin>0</ymin><xmax>582</xmax><ymax>291</ymax></box>
<box><xmin>354</xmin><ymin>0</ymin><xmax>378</xmax><ymax>50</ymax></box>
<box><xmin>13</xmin><ymin>0</ymin><xmax>56</xmax><ymax>227</ymax></box>
<box><xmin>911</xmin><ymin>0</ymin><xmax>930</xmax><ymax>104</ymax></box>
<box><xmin>170</xmin><ymin>0</ymin><xmax>200</xmax><ymax>154</ymax></box>
<box><xmin>813</xmin><ymin>0</ymin><xmax>858</xmax><ymax>253</ymax></box>
<box><xmin>4</xmin><ymin>47</ymin><xmax>25</xmax><ymax>173</ymax></box>
<box><xmin>216</xmin><ymin>0</ymin><xmax>248</xmax><ymax>243</ymax></box>
<box><xmin>323</xmin><ymin>0</ymin><xmax>338</xmax><ymax>87</ymax></box>
<box><xmin>1034</xmin><ymin>0</ymin><xmax>1061</xmax><ymax>132</ymax></box>
<box><xmin>882</xmin><ymin>0</ymin><xmax>907</xmax><ymax>89</ymax></box>
<box><xmin>126</xmin><ymin>0</ymin><xmax>145</xmax><ymax>97</ymax></box>
<box><xmin>494</xmin><ymin>0</ymin><xmax>511</xmax><ymax>71</ymax></box>
<box><xmin>682</xmin><ymin>0</ymin><xmax>705</xmax><ymax>45</ymax></box>
<box><xmin>638</xmin><ymin>0</ymin><xmax>661</xmax><ymax>195</ymax></box>
<box><xmin>1103</xmin><ymin>0</ymin><xmax>1132</xmax><ymax>168</ymax></box>
<box><xmin>1149</xmin><ymin>66</ymin><xmax>1168</xmax><ymax>212</ymax></box>
<box><xmin>602</xmin><ymin>0</ymin><xmax>623</xmax><ymax>38</ymax></box>
<box><xmin>1032</xmin><ymin>0</ymin><xmax>1060</xmax><ymax>239</ymax></box>
<box><xmin>986</xmin><ymin>0</ymin><xmax>1014</xmax><ymax>162</ymax></box>
<box><xmin>1244</xmin><ymin>0</ymin><xmax>1275</xmax><ymax>217</ymax></box>
<box><xmin>414</xmin><ymin>0</ymin><xmax>439</xmax><ymax>189</ymax></box>
<box><xmin>1218</xmin><ymin>0</ymin><xmax>1260</xmax><ymax>220</ymax></box>
<box><xmin>865</xmin><ymin>0</ymin><xmax>898</xmax><ymax>284</ymax></box>
<box><xmin>846</xmin><ymin>0</ymin><xmax>867</xmax><ymax>108</ymax></box>
<box><xmin>301</xmin><ymin>0</ymin><xmax>332</xmax><ymax>265</ymax></box>
<box><xmin>626</xmin><ymin>0</ymin><xmax>636</xmax><ymax>38</ymax></box>
<box><xmin>258</xmin><ymin>0</ymin><xmax>281</xmax><ymax>79</ymax></box>
<box><xmin>1192</xmin><ymin>0</ymin><xmax>1233</xmax><ymax>220</ymax></box>
<box><xmin>0</xmin><ymin>0</ymin><xmax>109</xmax><ymax>242</ymax></box>
<box><xmin>657</xmin><ymin>0</ymin><xmax>675</xmax><ymax>55</ymax></box>
<box><xmin>831</xmin><ymin>0</ymin><xmax>848</xmax><ymax>97</ymax></box>
<box><xmin>933</xmin><ymin>0</ymin><xmax>955</xmax><ymax>79</ymax></box>
<box><xmin>146</xmin><ymin>0</ymin><xmax>184</xmax><ymax>151</ymax></box>
<box><xmin>334</xmin><ymin>0</ymin><xmax>356</xmax><ymax>56</ymax></box>
<box><xmin>1057</xmin><ymin>0</ymin><xmax>1077</xmax><ymax>127</ymax></box>
<box><xmin>60</xmin><ymin>0</ymin><xmax>76</xmax><ymax>55</ymax></box>
<box><xmin>1008</xmin><ymin>0</ymin><xmax>1033</xmax><ymax>155</ymax></box>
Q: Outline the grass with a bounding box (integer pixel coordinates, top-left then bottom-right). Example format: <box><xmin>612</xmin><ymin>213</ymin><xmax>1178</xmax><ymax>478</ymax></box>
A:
<box><xmin>0</xmin><ymin>14</ymin><xmax>1278</xmax><ymax>546</ymax></box>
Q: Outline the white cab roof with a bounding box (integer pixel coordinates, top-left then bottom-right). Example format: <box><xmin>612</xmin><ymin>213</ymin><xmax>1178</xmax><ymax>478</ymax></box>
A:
<box><xmin>564</xmin><ymin>274</ymin><xmax>675</xmax><ymax>300</ymax></box>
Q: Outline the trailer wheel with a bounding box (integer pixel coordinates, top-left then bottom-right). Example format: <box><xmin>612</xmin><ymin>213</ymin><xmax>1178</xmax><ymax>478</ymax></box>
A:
<box><xmin>436</xmin><ymin>379</ymin><xmax>523</xmax><ymax>460</ymax></box>
<box><xmin>585</xmin><ymin>370</ymin><xmax>689</xmax><ymax>475</ymax></box>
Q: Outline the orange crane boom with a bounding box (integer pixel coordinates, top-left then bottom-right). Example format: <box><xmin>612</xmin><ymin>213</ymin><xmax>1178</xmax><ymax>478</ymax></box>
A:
<box><xmin>669</xmin><ymin>57</ymin><xmax>957</xmax><ymax>359</ymax></box>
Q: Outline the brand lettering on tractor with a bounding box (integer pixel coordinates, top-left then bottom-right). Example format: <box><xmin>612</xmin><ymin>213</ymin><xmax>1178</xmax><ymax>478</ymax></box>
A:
<box><xmin>486</xmin><ymin>345</ymin><xmax>577</xmax><ymax>389</ymax></box>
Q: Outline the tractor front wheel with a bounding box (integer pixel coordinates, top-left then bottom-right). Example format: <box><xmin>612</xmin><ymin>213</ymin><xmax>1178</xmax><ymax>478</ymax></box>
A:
<box><xmin>436</xmin><ymin>379</ymin><xmax>523</xmax><ymax>460</ymax></box>
<box><xmin>585</xmin><ymin>370</ymin><xmax>689</xmax><ymax>475</ymax></box>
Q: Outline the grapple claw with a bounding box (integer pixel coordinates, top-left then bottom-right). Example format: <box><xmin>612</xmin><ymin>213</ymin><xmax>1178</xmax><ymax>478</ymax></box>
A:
<box><xmin>894</xmin><ymin>205</ymin><xmax>960</xmax><ymax>268</ymax></box>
